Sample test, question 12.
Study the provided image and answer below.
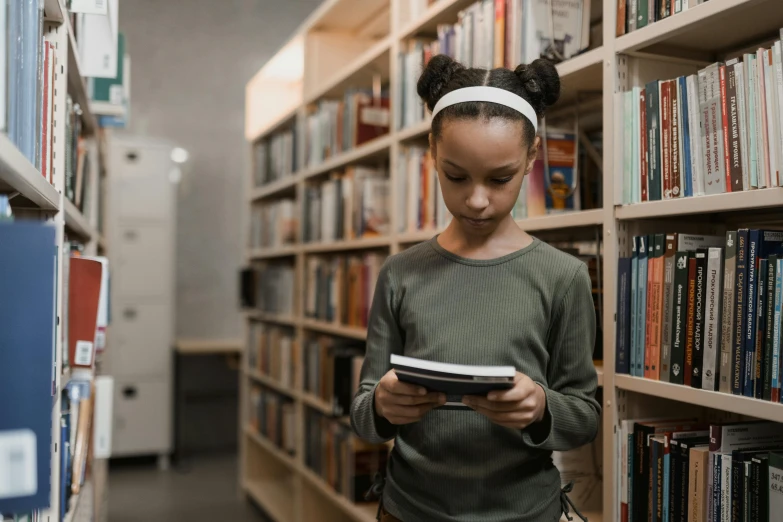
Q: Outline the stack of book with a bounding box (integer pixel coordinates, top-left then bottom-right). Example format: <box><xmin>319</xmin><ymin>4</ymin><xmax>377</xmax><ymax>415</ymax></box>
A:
<box><xmin>616</xmin><ymin>418</ymin><xmax>783</xmax><ymax>521</ymax></box>
<box><xmin>615</xmin><ymin>37</ymin><xmax>783</xmax><ymax>204</ymax></box>
<box><xmin>255</xmin><ymin>264</ymin><xmax>295</xmax><ymax>316</ymax></box>
<box><xmin>397</xmin><ymin>145</ymin><xmax>451</xmax><ymax>233</ymax></box>
<box><xmin>250</xmin><ymin>199</ymin><xmax>297</xmax><ymax>249</ymax></box>
<box><xmin>249</xmin><ymin>384</ymin><xmax>296</xmax><ymax>456</ymax></box>
<box><xmin>304</xmin><ymin>409</ymin><xmax>390</xmax><ymax>503</ymax></box>
<box><xmin>302</xmin><ymin>335</ymin><xmax>364</xmax><ymax>417</ymax></box>
<box><xmin>254</xmin><ymin>127</ymin><xmax>298</xmax><ymax>187</ymax></box>
<box><xmin>398</xmin><ymin>0</ymin><xmax>591</xmax><ymax>130</ymax></box>
<box><xmin>616</xmin><ymin>230</ymin><xmax>783</xmax><ymax>401</ymax></box>
<box><xmin>304</xmin><ymin>253</ymin><xmax>386</xmax><ymax>329</ymax></box>
<box><xmin>303</xmin><ymin>166</ymin><xmax>390</xmax><ymax>243</ymax></box>
<box><xmin>305</xmin><ymin>89</ymin><xmax>391</xmax><ymax>168</ymax></box>
<box><xmin>248</xmin><ymin>323</ymin><xmax>298</xmax><ymax>388</ymax></box>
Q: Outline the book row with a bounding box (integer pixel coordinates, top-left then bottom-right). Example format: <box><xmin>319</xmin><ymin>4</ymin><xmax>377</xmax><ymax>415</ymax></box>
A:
<box><xmin>305</xmin><ymin>89</ymin><xmax>391</xmax><ymax>169</ymax></box>
<box><xmin>399</xmin><ymin>0</ymin><xmax>592</xmax><ymax>130</ymax></box>
<box><xmin>615</xmin><ymin>36</ymin><xmax>783</xmax><ymax>204</ymax></box>
<box><xmin>616</xmin><ymin>418</ymin><xmax>783</xmax><ymax>522</ymax></box>
<box><xmin>617</xmin><ymin>0</ymin><xmax>707</xmax><ymax>37</ymax></box>
<box><xmin>305</xmin><ymin>253</ymin><xmax>385</xmax><ymax>329</ymax></box>
<box><xmin>615</xmin><ymin>230</ymin><xmax>783</xmax><ymax>401</ymax></box>
<box><xmin>303</xmin><ymin>166</ymin><xmax>390</xmax><ymax>243</ymax></box>
<box><xmin>253</xmin><ymin>264</ymin><xmax>295</xmax><ymax>316</ymax></box>
<box><xmin>249</xmin><ymin>198</ymin><xmax>297</xmax><ymax>249</ymax></box>
<box><xmin>248</xmin><ymin>385</ymin><xmax>297</xmax><ymax>457</ymax></box>
<box><xmin>303</xmin><ymin>336</ymin><xmax>365</xmax><ymax>418</ymax></box>
<box><xmin>304</xmin><ymin>410</ymin><xmax>389</xmax><ymax>504</ymax></box>
<box><xmin>248</xmin><ymin>324</ymin><xmax>298</xmax><ymax>388</ymax></box>
<box><xmin>253</xmin><ymin>127</ymin><xmax>298</xmax><ymax>187</ymax></box>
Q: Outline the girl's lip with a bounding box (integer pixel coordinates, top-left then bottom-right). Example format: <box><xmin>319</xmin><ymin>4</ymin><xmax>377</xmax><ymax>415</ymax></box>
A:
<box><xmin>463</xmin><ymin>217</ymin><xmax>491</xmax><ymax>226</ymax></box>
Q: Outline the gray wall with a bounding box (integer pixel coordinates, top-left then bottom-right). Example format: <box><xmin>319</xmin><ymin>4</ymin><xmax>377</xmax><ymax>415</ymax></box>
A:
<box><xmin>118</xmin><ymin>0</ymin><xmax>322</xmax><ymax>340</ymax></box>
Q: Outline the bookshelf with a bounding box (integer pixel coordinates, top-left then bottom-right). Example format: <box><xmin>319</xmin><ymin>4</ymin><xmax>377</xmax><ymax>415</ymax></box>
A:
<box><xmin>243</xmin><ymin>0</ymin><xmax>783</xmax><ymax>521</ymax></box>
<box><xmin>1</xmin><ymin>2</ymin><xmax>112</xmax><ymax>521</ymax></box>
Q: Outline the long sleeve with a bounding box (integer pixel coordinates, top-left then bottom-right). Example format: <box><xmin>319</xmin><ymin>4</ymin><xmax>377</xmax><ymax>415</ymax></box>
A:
<box><xmin>350</xmin><ymin>260</ymin><xmax>404</xmax><ymax>444</ymax></box>
<box><xmin>523</xmin><ymin>263</ymin><xmax>601</xmax><ymax>451</ymax></box>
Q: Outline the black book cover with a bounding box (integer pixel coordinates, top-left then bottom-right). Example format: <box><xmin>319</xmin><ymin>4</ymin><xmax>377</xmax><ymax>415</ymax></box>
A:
<box><xmin>691</xmin><ymin>249</ymin><xmax>708</xmax><ymax>388</ymax></box>
<box><xmin>646</xmin><ymin>80</ymin><xmax>662</xmax><ymax>201</ymax></box>
<box><xmin>732</xmin><ymin>229</ymin><xmax>749</xmax><ymax>395</ymax></box>
<box><xmin>617</xmin><ymin>257</ymin><xmax>632</xmax><ymax>374</ymax></box>
<box><xmin>670</xmin><ymin>250</ymin><xmax>690</xmax><ymax>384</ymax></box>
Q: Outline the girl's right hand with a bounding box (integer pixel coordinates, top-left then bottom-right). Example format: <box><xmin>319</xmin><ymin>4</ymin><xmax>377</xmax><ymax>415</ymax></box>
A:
<box><xmin>374</xmin><ymin>370</ymin><xmax>446</xmax><ymax>424</ymax></box>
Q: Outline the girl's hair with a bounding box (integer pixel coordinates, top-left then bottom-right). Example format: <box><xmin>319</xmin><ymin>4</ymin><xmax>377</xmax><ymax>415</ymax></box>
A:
<box><xmin>417</xmin><ymin>55</ymin><xmax>561</xmax><ymax>146</ymax></box>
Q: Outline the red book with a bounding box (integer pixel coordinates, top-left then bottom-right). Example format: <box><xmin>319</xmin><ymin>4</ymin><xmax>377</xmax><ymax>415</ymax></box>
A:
<box><xmin>68</xmin><ymin>257</ymin><xmax>103</xmax><ymax>369</ymax></box>
<box><xmin>661</xmin><ymin>81</ymin><xmax>672</xmax><ymax>199</ymax></box>
<box><xmin>719</xmin><ymin>64</ymin><xmax>733</xmax><ymax>192</ymax></box>
<box><xmin>640</xmin><ymin>89</ymin><xmax>648</xmax><ymax>202</ymax></box>
<box><xmin>617</xmin><ymin>0</ymin><xmax>627</xmax><ymax>36</ymax></box>
<box><xmin>494</xmin><ymin>0</ymin><xmax>506</xmax><ymax>69</ymax></box>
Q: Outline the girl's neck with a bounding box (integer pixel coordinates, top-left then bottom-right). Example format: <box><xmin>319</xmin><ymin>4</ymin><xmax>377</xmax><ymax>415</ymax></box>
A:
<box><xmin>437</xmin><ymin>214</ymin><xmax>534</xmax><ymax>260</ymax></box>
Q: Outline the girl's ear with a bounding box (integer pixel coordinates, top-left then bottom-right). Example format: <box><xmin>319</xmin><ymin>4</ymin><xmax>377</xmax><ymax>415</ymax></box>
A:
<box><xmin>525</xmin><ymin>136</ymin><xmax>541</xmax><ymax>173</ymax></box>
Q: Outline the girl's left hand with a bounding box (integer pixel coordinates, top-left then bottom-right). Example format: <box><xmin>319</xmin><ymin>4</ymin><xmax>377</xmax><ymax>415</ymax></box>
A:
<box><xmin>461</xmin><ymin>372</ymin><xmax>547</xmax><ymax>429</ymax></box>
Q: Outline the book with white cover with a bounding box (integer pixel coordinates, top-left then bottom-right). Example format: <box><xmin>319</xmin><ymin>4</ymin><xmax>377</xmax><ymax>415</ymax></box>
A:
<box><xmin>390</xmin><ymin>354</ymin><xmax>515</xmax><ymax>409</ymax></box>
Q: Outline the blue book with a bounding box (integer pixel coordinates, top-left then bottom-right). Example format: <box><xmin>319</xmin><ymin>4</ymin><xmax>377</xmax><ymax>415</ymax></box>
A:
<box><xmin>0</xmin><ymin>221</ymin><xmax>57</xmax><ymax>513</ymax></box>
<box><xmin>617</xmin><ymin>257</ymin><xmax>632</xmax><ymax>374</ymax></box>
<box><xmin>662</xmin><ymin>438</ymin><xmax>671</xmax><ymax>522</ymax></box>
<box><xmin>679</xmin><ymin>76</ymin><xmax>693</xmax><ymax>198</ymax></box>
<box><xmin>637</xmin><ymin>236</ymin><xmax>650</xmax><ymax>377</ymax></box>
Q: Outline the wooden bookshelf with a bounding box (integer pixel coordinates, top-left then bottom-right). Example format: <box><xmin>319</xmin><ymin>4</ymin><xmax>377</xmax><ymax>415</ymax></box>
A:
<box><xmin>1</xmin><ymin>6</ymin><xmax>112</xmax><ymax>522</ymax></box>
<box><xmin>242</xmin><ymin>0</ymin><xmax>783</xmax><ymax>521</ymax></box>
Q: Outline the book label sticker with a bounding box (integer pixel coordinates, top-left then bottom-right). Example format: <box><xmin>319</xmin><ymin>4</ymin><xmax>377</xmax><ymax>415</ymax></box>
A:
<box><xmin>0</xmin><ymin>429</ymin><xmax>37</xmax><ymax>499</ymax></box>
<box><xmin>360</xmin><ymin>107</ymin><xmax>391</xmax><ymax>127</ymax></box>
<box><xmin>109</xmin><ymin>85</ymin><xmax>123</xmax><ymax>105</ymax></box>
<box><xmin>75</xmin><ymin>340</ymin><xmax>94</xmax><ymax>366</ymax></box>
<box><xmin>95</xmin><ymin>328</ymin><xmax>106</xmax><ymax>352</ymax></box>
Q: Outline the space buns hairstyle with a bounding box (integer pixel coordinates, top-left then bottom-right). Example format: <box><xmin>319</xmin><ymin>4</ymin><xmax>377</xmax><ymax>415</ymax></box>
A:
<box><xmin>416</xmin><ymin>54</ymin><xmax>561</xmax><ymax>145</ymax></box>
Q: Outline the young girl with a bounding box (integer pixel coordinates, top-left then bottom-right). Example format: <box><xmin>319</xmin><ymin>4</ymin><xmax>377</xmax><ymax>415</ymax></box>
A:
<box><xmin>350</xmin><ymin>55</ymin><xmax>601</xmax><ymax>522</ymax></box>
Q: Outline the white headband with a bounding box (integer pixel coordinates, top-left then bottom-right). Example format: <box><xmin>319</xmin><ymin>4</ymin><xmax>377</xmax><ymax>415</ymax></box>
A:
<box><xmin>430</xmin><ymin>86</ymin><xmax>539</xmax><ymax>133</ymax></box>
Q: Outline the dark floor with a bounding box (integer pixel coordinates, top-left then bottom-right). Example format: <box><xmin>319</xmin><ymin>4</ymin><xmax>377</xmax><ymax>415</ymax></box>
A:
<box><xmin>108</xmin><ymin>454</ymin><xmax>270</xmax><ymax>522</ymax></box>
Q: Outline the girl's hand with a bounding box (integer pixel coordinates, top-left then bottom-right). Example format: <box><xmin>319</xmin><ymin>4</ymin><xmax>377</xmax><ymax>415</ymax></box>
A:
<box><xmin>461</xmin><ymin>372</ymin><xmax>547</xmax><ymax>429</ymax></box>
<box><xmin>375</xmin><ymin>370</ymin><xmax>447</xmax><ymax>425</ymax></box>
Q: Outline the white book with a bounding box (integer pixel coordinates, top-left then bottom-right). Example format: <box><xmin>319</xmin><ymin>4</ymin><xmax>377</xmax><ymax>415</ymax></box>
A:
<box><xmin>687</xmin><ymin>75</ymin><xmax>705</xmax><ymax>196</ymax></box>
<box><xmin>764</xmin><ymin>50</ymin><xmax>780</xmax><ymax>186</ymax></box>
<box><xmin>746</xmin><ymin>54</ymin><xmax>759</xmax><ymax>188</ymax></box>
<box><xmin>757</xmin><ymin>49</ymin><xmax>769</xmax><ymax>188</ymax></box>
<box><xmin>632</xmin><ymin>87</ymin><xmax>642</xmax><ymax>203</ymax></box>
<box><xmin>721</xmin><ymin>453</ymin><xmax>732</xmax><ymax>522</ymax></box>
<box><xmin>614</xmin><ymin>91</ymin><xmax>626</xmax><ymax>205</ymax></box>
<box><xmin>702</xmin><ymin>247</ymin><xmax>724</xmax><ymax>391</ymax></box>
<box><xmin>92</xmin><ymin>376</ymin><xmax>114</xmax><ymax>459</ymax></box>
<box><xmin>773</xmin><ymin>42</ymin><xmax>783</xmax><ymax>185</ymax></box>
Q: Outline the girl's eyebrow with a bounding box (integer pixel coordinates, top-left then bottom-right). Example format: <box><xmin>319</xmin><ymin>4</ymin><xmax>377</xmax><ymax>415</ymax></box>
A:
<box><xmin>442</xmin><ymin>159</ymin><xmax>521</xmax><ymax>173</ymax></box>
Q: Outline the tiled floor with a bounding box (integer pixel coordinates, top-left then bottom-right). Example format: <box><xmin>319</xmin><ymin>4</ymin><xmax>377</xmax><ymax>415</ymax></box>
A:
<box><xmin>108</xmin><ymin>454</ymin><xmax>269</xmax><ymax>522</ymax></box>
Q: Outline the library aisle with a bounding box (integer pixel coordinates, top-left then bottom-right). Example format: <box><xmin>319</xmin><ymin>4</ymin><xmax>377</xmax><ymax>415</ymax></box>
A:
<box><xmin>4</xmin><ymin>1</ymin><xmax>783</xmax><ymax>522</ymax></box>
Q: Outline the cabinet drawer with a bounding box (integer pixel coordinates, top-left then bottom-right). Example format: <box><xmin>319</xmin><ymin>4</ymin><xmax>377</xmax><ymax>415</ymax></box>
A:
<box><xmin>110</xmin><ymin>301</ymin><xmax>172</xmax><ymax>378</ymax></box>
<box><xmin>114</xmin><ymin>225</ymin><xmax>171</xmax><ymax>299</ymax></box>
<box><xmin>112</xmin><ymin>379</ymin><xmax>171</xmax><ymax>457</ymax></box>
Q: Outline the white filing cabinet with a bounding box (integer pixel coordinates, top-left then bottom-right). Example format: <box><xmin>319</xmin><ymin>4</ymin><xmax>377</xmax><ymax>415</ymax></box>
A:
<box><xmin>104</xmin><ymin>134</ymin><xmax>177</xmax><ymax>464</ymax></box>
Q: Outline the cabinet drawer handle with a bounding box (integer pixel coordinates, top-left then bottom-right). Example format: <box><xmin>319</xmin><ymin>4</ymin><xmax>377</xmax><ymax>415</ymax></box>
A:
<box><xmin>123</xmin><ymin>386</ymin><xmax>137</xmax><ymax>399</ymax></box>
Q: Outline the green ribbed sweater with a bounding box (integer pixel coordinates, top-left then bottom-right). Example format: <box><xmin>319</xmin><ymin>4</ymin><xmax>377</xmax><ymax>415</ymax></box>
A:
<box><xmin>350</xmin><ymin>236</ymin><xmax>601</xmax><ymax>522</ymax></box>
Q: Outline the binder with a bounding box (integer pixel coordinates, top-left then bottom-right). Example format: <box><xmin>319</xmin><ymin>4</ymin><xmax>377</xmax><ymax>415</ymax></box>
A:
<box><xmin>0</xmin><ymin>221</ymin><xmax>57</xmax><ymax>512</ymax></box>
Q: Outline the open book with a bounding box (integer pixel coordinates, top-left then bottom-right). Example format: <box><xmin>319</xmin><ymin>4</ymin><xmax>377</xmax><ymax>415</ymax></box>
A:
<box><xmin>390</xmin><ymin>354</ymin><xmax>516</xmax><ymax>409</ymax></box>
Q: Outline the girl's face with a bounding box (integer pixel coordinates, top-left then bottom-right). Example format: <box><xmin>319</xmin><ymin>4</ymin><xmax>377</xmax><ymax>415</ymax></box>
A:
<box><xmin>431</xmin><ymin>118</ymin><xmax>539</xmax><ymax>236</ymax></box>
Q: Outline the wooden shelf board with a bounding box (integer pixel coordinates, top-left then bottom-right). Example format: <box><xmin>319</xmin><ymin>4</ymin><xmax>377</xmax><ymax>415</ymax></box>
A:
<box><xmin>245</xmin><ymin>311</ymin><xmax>299</xmax><ymax>327</ymax></box>
<box><xmin>303</xmin><ymin>134</ymin><xmax>393</xmax><ymax>179</ymax></box>
<box><xmin>64</xmin><ymin>198</ymin><xmax>96</xmax><ymax>240</ymax></box>
<box><xmin>615</xmin><ymin>374</ymin><xmax>783</xmax><ymax>423</ymax></box>
<box><xmin>175</xmin><ymin>338</ymin><xmax>243</xmax><ymax>355</ymax></box>
<box><xmin>246</xmin><ymin>368</ymin><xmax>299</xmax><ymax>399</ymax></box>
<box><xmin>309</xmin><ymin>0</ymin><xmax>389</xmax><ymax>35</ymax></box>
<box><xmin>44</xmin><ymin>0</ymin><xmax>65</xmax><ymax>22</ymax></box>
<box><xmin>615</xmin><ymin>0</ymin><xmax>783</xmax><ymax>55</ymax></box>
<box><xmin>396</xmin><ymin>119</ymin><xmax>431</xmax><ymax>142</ymax></box>
<box><xmin>399</xmin><ymin>0</ymin><xmax>477</xmax><ymax>40</ymax></box>
<box><xmin>250</xmin><ymin>175</ymin><xmax>299</xmax><ymax>201</ymax></box>
<box><xmin>615</xmin><ymin>188</ymin><xmax>783</xmax><ymax>220</ymax></box>
<box><xmin>302</xmin><ymin>319</ymin><xmax>368</xmax><ymax>340</ymax></box>
<box><xmin>251</xmin><ymin>107</ymin><xmax>299</xmax><ymax>144</ymax></box>
<box><xmin>302</xmin><ymin>236</ymin><xmax>391</xmax><ymax>253</ymax></box>
<box><xmin>299</xmin><ymin>465</ymin><xmax>377</xmax><ymax>522</ymax></box>
<box><xmin>556</xmin><ymin>47</ymin><xmax>605</xmax><ymax>108</ymax></box>
<box><xmin>65</xmin><ymin>16</ymin><xmax>97</xmax><ymax>135</ymax></box>
<box><xmin>397</xmin><ymin>228</ymin><xmax>440</xmax><ymax>244</ymax></box>
<box><xmin>517</xmin><ymin>209</ymin><xmax>604</xmax><ymax>232</ymax></box>
<box><xmin>306</xmin><ymin>36</ymin><xmax>392</xmax><ymax>104</ymax></box>
<box><xmin>301</xmin><ymin>392</ymin><xmax>335</xmax><ymax>415</ymax></box>
<box><xmin>0</xmin><ymin>134</ymin><xmax>60</xmax><ymax>211</ymax></box>
<box><xmin>249</xmin><ymin>245</ymin><xmax>299</xmax><ymax>260</ymax></box>
<box><xmin>245</xmin><ymin>426</ymin><xmax>297</xmax><ymax>470</ymax></box>
<box><xmin>245</xmin><ymin>479</ymin><xmax>296</xmax><ymax>522</ymax></box>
